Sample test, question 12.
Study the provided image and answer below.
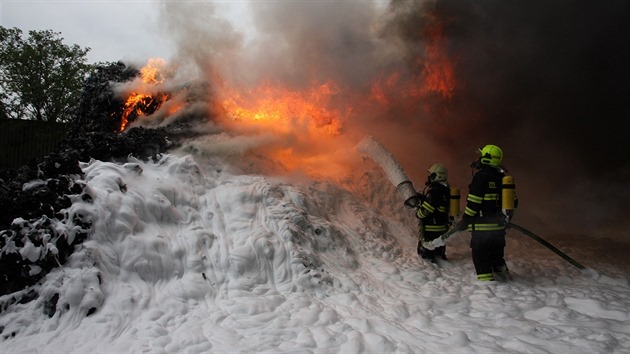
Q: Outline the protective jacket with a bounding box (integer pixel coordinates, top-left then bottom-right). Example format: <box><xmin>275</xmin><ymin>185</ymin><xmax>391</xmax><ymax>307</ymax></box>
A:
<box><xmin>463</xmin><ymin>165</ymin><xmax>516</xmax><ymax>231</ymax></box>
<box><xmin>417</xmin><ymin>181</ymin><xmax>451</xmax><ymax>234</ymax></box>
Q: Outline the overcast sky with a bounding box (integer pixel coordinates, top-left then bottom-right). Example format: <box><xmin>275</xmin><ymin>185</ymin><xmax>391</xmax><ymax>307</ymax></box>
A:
<box><xmin>0</xmin><ymin>0</ymin><xmax>248</xmax><ymax>65</ymax></box>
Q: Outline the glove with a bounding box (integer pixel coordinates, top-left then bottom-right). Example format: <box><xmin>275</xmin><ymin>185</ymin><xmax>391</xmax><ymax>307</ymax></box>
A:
<box><xmin>404</xmin><ymin>195</ymin><xmax>422</xmax><ymax>209</ymax></box>
<box><xmin>502</xmin><ymin>209</ymin><xmax>515</xmax><ymax>226</ymax></box>
<box><xmin>455</xmin><ymin>220</ymin><xmax>467</xmax><ymax>231</ymax></box>
<box><xmin>455</xmin><ymin>215</ymin><xmax>471</xmax><ymax>231</ymax></box>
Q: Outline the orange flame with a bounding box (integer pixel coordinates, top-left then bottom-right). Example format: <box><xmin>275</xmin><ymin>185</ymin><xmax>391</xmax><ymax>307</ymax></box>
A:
<box><xmin>369</xmin><ymin>72</ymin><xmax>402</xmax><ymax>106</ymax></box>
<box><xmin>418</xmin><ymin>12</ymin><xmax>456</xmax><ymax>99</ymax></box>
<box><xmin>112</xmin><ymin>19</ymin><xmax>460</xmax><ymax>175</ymax></box>
<box><xmin>367</xmin><ymin>11</ymin><xmax>457</xmax><ymax>109</ymax></box>
<box><xmin>119</xmin><ymin>93</ymin><xmax>151</xmax><ymax>132</ymax></box>
<box><xmin>119</xmin><ymin>58</ymin><xmax>173</xmax><ymax>132</ymax></box>
<box><xmin>138</xmin><ymin>58</ymin><xmax>166</xmax><ymax>85</ymax></box>
<box><xmin>216</xmin><ymin>80</ymin><xmax>347</xmax><ymax>136</ymax></box>
<box><xmin>211</xmin><ymin>79</ymin><xmax>356</xmax><ymax>175</ymax></box>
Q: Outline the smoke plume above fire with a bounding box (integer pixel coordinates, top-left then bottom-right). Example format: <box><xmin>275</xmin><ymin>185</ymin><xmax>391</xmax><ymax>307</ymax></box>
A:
<box><xmin>144</xmin><ymin>0</ymin><xmax>466</xmax><ymax>177</ymax></box>
<box><xmin>117</xmin><ymin>1</ymin><xmax>628</xmax><ymax>242</ymax></box>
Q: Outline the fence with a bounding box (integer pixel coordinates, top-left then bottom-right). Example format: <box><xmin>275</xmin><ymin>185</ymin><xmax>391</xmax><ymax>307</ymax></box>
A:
<box><xmin>0</xmin><ymin>119</ymin><xmax>69</xmax><ymax>170</ymax></box>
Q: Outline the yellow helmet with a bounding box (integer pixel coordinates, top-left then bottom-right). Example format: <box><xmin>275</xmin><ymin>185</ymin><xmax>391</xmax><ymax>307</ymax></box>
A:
<box><xmin>479</xmin><ymin>145</ymin><xmax>503</xmax><ymax>166</ymax></box>
<box><xmin>428</xmin><ymin>163</ymin><xmax>448</xmax><ymax>182</ymax></box>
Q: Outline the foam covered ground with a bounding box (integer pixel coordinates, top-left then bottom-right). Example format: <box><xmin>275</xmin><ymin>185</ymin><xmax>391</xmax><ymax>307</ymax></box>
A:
<box><xmin>1</xmin><ymin>152</ymin><xmax>629</xmax><ymax>353</ymax></box>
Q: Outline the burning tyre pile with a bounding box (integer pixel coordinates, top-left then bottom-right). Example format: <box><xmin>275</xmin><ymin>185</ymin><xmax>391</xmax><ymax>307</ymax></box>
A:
<box><xmin>0</xmin><ymin>61</ymin><xmax>197</xmax><ymax>307</ymax></box>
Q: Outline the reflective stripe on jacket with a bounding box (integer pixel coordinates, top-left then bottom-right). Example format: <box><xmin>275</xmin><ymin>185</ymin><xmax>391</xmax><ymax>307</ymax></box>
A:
<box><xmin>416</xmin><ymin>181</ymin><xmax>450</xmax><ymax>233</ymax></box>
<box><xmin>464</xmin><ymin>165</ymin><xmax>508</xmax><ymax>232</ymax></box>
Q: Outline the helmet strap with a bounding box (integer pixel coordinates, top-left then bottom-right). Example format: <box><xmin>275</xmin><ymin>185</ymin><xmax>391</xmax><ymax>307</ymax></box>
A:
<box><xmin>470</xmin><ymin>158</ymin><xmax>482</xmax><ymax>170</ymax></box>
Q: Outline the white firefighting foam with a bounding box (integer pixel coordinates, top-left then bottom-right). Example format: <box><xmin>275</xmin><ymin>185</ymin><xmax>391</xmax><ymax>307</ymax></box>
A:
<box><xmin>0</xmin><ymin>144</ymin><xmax>629</xmax><ymax>353</ymax></box>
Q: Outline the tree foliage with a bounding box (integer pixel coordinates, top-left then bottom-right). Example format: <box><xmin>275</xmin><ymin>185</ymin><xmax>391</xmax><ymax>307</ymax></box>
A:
<box><xmin>0</xmin><ymin>26</ymin><xmax>92</xmax><ymax>122</ymax></box>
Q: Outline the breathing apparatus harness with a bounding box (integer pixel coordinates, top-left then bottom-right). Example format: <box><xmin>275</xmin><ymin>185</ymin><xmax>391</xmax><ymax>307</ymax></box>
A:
<box><xmin>468</xmin><ymin>157</ymin><xmax>514</xmax><ymax>225</ymax></box>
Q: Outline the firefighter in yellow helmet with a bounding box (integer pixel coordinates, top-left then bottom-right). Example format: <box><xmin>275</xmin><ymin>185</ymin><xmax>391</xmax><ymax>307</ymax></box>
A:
<box><xmin>416</xmin><ymin>163</ymin><xmax>451</xmax><ymax>263</ymax></box>
<box><xmin>457</xmin><ymin>144</ymin><xmax>517</xmax><ymax>281</ymax></box>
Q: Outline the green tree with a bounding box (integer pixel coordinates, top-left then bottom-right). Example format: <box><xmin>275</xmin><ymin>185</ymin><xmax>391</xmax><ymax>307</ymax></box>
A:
<box><xmin>0</xmin><ymin>26</ymin><xmax>92</xmax><ymax>122</ymax></box>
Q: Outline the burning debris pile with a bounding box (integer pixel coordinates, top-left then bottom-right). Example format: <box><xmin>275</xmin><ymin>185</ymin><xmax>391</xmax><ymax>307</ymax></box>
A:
<box><xmin>0</xmin><ymin>61</ymin><xmax>199</xmax><ymax>304</ymax></box>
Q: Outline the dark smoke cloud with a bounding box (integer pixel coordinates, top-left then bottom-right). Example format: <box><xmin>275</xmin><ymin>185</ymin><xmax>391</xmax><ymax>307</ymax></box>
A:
<box><xmin>158</xmin><ymin>0</ymin><xmax>630</xmax><ymax>243</ymax></box>
<box><xmin>386</xmin><ymin>0</ymin><xmax>630</xmax><ymax>241</ymax></box>
<box><xmin>387</xmin><ymin>0</ymin><xmax>630</xmax><ymax>161</ymax></box>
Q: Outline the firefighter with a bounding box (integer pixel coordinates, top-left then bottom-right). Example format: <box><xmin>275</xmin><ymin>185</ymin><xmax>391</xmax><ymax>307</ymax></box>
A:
<box><xmin>416</xmin><ymin>163</ymin><xmax>451</xmax><ymax>263</ymax></box>
<box><xmin>457</xmin><ymin>144</ymin><xmax>517</xmax><ymax>281</ymax></box>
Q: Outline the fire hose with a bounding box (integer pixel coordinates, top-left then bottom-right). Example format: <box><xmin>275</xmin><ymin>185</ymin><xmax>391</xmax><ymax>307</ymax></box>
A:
<box><xmin>507</xmin><ymin>222</ymin><xmax>585</xmax><ymax>270</ymax></box>
<box><xmin>423</xmin><ymin>222</ymin><xmax>586</xmax><ymax>270</ymax></box>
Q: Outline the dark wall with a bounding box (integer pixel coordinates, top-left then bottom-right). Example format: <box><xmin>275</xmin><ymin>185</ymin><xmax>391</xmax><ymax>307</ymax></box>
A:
<box><xmin>0</xmin><ymin>119</ymin><xmax>68</xmax><ymax>170</ymax></box>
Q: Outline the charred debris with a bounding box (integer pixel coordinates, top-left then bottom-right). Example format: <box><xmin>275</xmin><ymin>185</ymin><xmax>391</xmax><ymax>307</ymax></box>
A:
<box><xmin>0</xmin><ymin>61</ymin><xmax>203</xmax><ymax>309</ymax></box>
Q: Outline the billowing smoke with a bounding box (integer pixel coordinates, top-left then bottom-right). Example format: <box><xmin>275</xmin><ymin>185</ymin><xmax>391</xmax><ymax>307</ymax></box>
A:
<box><xmin>154</xmin><ymin>1</ymin><xmax>630</xmax><ymax>242</ymax></box>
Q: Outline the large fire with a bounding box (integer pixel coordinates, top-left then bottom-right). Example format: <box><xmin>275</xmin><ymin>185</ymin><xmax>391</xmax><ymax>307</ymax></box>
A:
<box><xmin>117</xmin><ymin>15</ymin><xmax>458</xmax><ymax>174</ymax></box>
